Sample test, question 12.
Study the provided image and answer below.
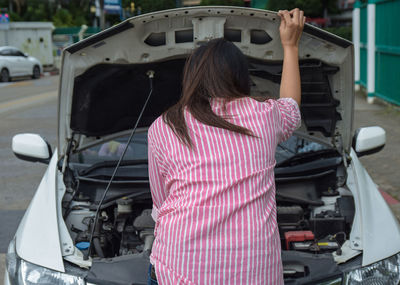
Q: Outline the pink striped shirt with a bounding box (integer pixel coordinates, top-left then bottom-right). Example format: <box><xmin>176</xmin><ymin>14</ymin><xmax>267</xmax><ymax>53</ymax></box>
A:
<box><xmin>148</xmin><ymin>97</ymin><xmax>301</xmax><ymax>284</ymax></box>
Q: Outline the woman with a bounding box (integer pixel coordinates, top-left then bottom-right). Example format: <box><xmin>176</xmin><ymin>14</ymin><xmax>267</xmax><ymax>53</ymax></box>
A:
<box><xmin>147</xmin><ymin>9</ymin><xmax>305</xmax><ymax>285</ymax></box>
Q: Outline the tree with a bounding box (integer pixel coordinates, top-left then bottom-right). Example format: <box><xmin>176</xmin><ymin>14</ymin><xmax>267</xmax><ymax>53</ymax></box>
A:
<box><xmin>0</xmin><ymin>0</ymin><xmax>92</xmax><ymax>26</ymax></box>
<box><xmin>12</xmin><ymin>0</ymin><xmax>25</xmax><ymax>14</ymax></box>
<box><xmin>200</xmin><ymin>0</ymin><xmax>244</xmax><ymax>5</ymax></box>
<box><xmin>266</xmin><ymin>0</ymin><xmax>338</xmax><ymax>18</ymax></box>
<box><xmin>133</xmin><ymin>0</ymin><xmax>176</xmax><ymax>14</ymax></box>
<box><xmin>52</xmin><ymin>8</ymin><xmax>73</xmax><ymax>26</ymax></box>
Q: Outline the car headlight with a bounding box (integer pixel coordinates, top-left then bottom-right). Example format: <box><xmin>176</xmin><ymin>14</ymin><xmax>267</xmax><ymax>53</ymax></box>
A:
<box><xmin>6</xmin><ymin>238</ymin><xmax>85</xmax><ymax>285</ymax></box>
<box><xmin>344</xmin><ymin>252</ymin><xmax>400</xmax><ymax>285</ymax></box>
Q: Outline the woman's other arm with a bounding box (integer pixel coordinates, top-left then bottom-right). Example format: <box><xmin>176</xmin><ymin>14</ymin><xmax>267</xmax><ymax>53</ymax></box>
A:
<box><xmin>148</xmin><ymin>131</ymin><xmax>168</xmax><ymax>222</ymax></box>
<box><xmin>278</xmin><ymin>8</ymin><xmax>305</xmax><ymax>106</ymax></box>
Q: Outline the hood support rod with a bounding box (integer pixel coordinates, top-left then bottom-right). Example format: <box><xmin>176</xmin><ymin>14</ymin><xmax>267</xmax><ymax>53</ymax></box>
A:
<box><xmin>85</xmin><ymin>70</ymin><xmax>155</xmax><ymax>260</ymax></box>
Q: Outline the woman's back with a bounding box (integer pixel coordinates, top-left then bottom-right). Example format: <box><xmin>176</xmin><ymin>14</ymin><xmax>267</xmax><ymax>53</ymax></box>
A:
<box><xmin>148</xmin><ymin>97</ymin><xmax>300</xmax><ymax>284</ymax></box>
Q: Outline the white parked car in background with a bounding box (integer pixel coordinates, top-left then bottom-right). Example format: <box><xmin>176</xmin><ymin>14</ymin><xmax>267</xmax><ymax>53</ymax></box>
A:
<box><xmin>4</xmin><ymin>6</ymin><xmax>400</xmax><ymax>285</ymax></box>
<box><xmin>0</xmin><ymin>46</ymin><xmax>42</xmax><ymax>82</ymax></box>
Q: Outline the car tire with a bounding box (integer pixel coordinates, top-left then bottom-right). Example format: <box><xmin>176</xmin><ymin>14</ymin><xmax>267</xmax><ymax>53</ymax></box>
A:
<box><xmin>1</xmin><ymin>68</ymin><xmax>10</xmax><ymax>82</ymax></box>
<box><xmin>32</xmin><ymin>66</ymin><xmax>40</xmax><ymax>79</ymax></box>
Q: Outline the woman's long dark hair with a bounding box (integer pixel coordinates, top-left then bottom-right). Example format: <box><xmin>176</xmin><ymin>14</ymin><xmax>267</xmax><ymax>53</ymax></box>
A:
<box><xmin>163</xmin><ymin>38</ymin><xmax>253</xmax><ymax>148</ymax></box>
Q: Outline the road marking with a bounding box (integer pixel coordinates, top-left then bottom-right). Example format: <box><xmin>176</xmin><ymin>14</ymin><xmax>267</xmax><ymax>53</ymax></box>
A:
<box><xmin>0</xmin><ymin>254</ymin><xmax>5</xmax><ymax>282</ymax></box>
<box><xmin>0</xmin><ymin>81</ymin><xmax>32</xmax><ymax>89</ymax></box>
<box><xmin>0</xmin><ymin>91</ymin><xmax>57</xmax><ymax>114</ymax></box>
<box><xmin>0</xmin><ymin>83</ymin><xmax>13</xmax><ymax>88</ymax></box>
<box><xmin>0</xmin><ymin>79</ymin><xmax>39</xmax><ymax>89</ymax></box>
<box><xmin>6</xmin><ymin>81</ymin><xmax>31</xmax><ymax>88</ymax></box>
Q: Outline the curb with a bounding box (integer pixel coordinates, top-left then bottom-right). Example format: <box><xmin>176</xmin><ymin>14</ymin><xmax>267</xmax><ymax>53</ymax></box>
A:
<box><xmin>43</xmin><ymin>70</ymin><xmax>59</xmax><ymax>77</ymax></box>
<box><xmin>379</xmin><ymin>190</ymin><xmax>400</xmax><ymax>206</ymax></box>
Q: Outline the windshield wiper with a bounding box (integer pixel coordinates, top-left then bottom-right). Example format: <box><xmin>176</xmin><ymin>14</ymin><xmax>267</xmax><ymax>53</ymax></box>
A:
<box><xmin>276</xmin><ymin>149</ymin><xmax>339</xmax><ymax>168</ymax></box>
<box><xmin>79</xmin><ymin>159</ymin><xmax>148</xmax><ymax>176</ymax></box>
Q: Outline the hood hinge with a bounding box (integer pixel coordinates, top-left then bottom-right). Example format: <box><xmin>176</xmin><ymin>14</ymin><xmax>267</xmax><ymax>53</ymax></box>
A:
<box><xmin>332</xmin><ymin>132</ymin><xmax>350</xmax><ymax>167</ymax></box>
<box><xmin>61</xmin><ymin>133</ymin><xmax>78</xmax><ymax>173</ymax></box>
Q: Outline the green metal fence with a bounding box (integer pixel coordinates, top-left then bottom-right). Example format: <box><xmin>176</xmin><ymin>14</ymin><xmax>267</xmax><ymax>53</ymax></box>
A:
<box><xmin>53</xmin><ymin>27</ymin><xmax>101</xmax><ymax>44</ymax></box>
<box><xmin>53</xmin><ymin>26</ymin><xmax>101</xmax><ymax>57</ymax></box>
<box><xmin>374</xmin><ymin>0</ymin><xmax>400</xmax><ymax>105</ymax></box>
<box><xmin>356</xmin><ymin>0</ymin><xmax>400</xmax><ymax>105</ymax></box>
<box><xmin>251</xmin><ymin>0</ymin><xmax>268</xmax><ymax>9</ymax></box>
<box><xmin>359</xmin><ymin>3</ymin><xmax>368</xmax><ymax>88</ymax></box>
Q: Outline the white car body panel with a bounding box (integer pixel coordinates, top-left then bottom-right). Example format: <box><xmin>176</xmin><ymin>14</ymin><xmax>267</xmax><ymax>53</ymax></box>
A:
<box><xmin>0</xmin><ymin>55</ymin><xmax>16</xmax><ymax>76</ymax></box>
<box><xmin>21</xmin><ymin>57</ymin><xmax>33</xmax><ymax>74</ymax></box>
<box><xmin>15</xmin><ymin>153</ymin><xmax>65</xmax><ymax>272</ymax></box>
<box><xmin>56</xmin><ymin>170</ymin><xmax>93</xmax><ymax>268</ymax></box>
<box><xmin>0</xmin><ymin>46</ymin><xmax>42</xmax><ymax>78</ymax></box>
<box><xmin>12</xmin><ymin>133</ymin><xmax>51</xmax><ymax>159</ymax></box>
<box><xmin>347</xmin><ymin>149</ymin><xmax>400</xmax><ymax>266</ymax></box>
<box><xmin>354</xmin><ymin>126</ymin><xmax>386</xmax><ymax>153</ymax></box>
<box><xmin>14</xmin><ymin>56</ymin><xmax>26</xmax><ymax>75</ymax></box>
<box><xmin>4</xmin><ymin>270</ymin><xmax>10</xmax><ymax>285</ymax></box>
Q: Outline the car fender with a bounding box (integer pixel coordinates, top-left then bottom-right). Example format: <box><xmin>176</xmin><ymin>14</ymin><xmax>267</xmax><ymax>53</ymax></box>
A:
<box><xmin>15</xmin><ymin>152</ymin><xmax>65</xmax><ymax>272</ymax></box>
<box><xmin>347</xmin><ymin>148</ymin><xmax>400</xmax><ymax>266</ymax></box>
<box><xmin>0</xmin><ymin>61</ymin><xmax>13</xmax><ymax>76</ymax></box>
<box><xmin>28</xmin><ymin>57</ymin><xmax>42</xmax><ymax>69</ymax></box>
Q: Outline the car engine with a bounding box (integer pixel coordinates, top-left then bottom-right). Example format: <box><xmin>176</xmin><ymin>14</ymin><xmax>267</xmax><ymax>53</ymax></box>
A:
<box><xmin>62</xmin><ymin>149</ymin><xmax>355</xmax><ymax>283</ymax></box>
<box><xmin>63</xmin><ymin>166</ymin><xmax>354</xmax><ymax>256</ymax></box>
<box><xmin>63</xmin><ymin>180</ymin><xmax>155</xmax><ymax>259</ymax></box>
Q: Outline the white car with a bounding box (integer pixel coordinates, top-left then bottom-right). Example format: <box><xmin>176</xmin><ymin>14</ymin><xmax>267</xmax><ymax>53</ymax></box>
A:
<box><xmin>5</xmin><ymin>6</ymin><xmax>400</xmax><ymax>285</ymax></box>
<box><xmin>0</xmin><ymin>46</ymin><xmax>42</xmax><ymax>82</ymax></box>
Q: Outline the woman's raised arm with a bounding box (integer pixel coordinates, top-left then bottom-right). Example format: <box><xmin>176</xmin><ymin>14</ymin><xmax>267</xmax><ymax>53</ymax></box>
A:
<box><xmin>278</xmin><ymin>8</ymin><xmax>305</xmax><ymax>106</ymax></box>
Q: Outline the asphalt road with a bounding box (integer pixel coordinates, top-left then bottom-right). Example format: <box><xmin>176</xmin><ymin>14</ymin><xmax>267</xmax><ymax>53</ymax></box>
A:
<box><xmin>0</xmin><ymin>76</ymin><xmax>58</xmax><ymax>281</ymax></box>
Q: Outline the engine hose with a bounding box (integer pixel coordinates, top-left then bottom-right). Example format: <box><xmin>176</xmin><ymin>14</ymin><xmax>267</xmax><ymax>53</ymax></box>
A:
<box><xmin>93</xmin><ymin>237</ymin><xmax>105</xmax><ymax>258</ymax></box>
<box><xmin>92</xmin><ymin>218</ymin><xmax>105</xmax><ymax>258</ymax></box>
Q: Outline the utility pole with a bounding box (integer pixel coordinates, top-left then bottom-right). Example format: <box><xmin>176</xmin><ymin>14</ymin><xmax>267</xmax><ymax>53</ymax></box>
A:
<box><xmin>99</xmin><ymin>0</ymin><xmax>105</xmax><ymax>30</ymax></box>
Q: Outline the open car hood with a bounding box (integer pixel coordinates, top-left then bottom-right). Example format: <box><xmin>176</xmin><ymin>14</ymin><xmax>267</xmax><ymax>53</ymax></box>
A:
<box><xmin>58</xmin><ymin>6</ymin><xmax>354</xmax><ymax>156</ymax></box>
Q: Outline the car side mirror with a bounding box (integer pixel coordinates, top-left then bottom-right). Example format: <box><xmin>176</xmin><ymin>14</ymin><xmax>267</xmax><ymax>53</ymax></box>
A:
<box><xmin>353</xmin><ymin>126</ymin><xmax>386</xmax><ymax>157</ymax></box>
<box><xmin>12</xmin><ymin>134</ymin><xmax>52</xmax><ymax>164</ymax></box>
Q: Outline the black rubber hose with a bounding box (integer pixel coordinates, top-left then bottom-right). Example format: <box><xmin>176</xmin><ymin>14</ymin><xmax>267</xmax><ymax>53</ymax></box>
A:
<box><xmin>92</xmin><ymin>219</ymin><xmax>105</xmax><ymax>258</ymax></box>
<box><xmin>93</xmin><ymin>238</ymin><xmax>105</xmax><ymax>258</ymax></box>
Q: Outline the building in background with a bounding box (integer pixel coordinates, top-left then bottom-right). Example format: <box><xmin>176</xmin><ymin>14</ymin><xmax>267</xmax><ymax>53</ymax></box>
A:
<box><xmin>0</xmin><ymin>22</ymin><xmax>54</xmax><ymax>66</ymax></box>
<box><xmin>183</xmin><ymin>0</ymin><xmax>201</xmax><ymax>5</ymax></box>
<box><xmin>330</xmin><ymin>0</ymin><xmax>355</xmax><ymax>26</ymax></box>
<box><xmin>353</xmin><ymin>0</ymin><xmax>400</xmax><ymax>105</ymax></box>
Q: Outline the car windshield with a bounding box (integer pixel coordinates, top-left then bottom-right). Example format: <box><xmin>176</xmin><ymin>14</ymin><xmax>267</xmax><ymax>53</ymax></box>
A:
<box><xmin>71</xmin><ymin>130</ymin><xmax>330</xmax><ymax>167</ymax></box>
<box><xmin>275</xmin><ymin>135</ymin><xmax>331</xmax><ymax>164</ymax></box>
<box><xmin>70</xmin><ymin>131</ymin><xmax>148</xmax><ymax>165</ymax></box>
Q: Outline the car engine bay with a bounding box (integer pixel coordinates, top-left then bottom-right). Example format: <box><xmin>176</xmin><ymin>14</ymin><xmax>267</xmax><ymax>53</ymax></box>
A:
<box><xmin>60</xmin><ymin>52</ymin><xmax>358</xmax><ymax>283</ymax></box>
<box><xmin>61</xmin><ymin>143</ymin><xmax>356</xmax><ymax>284</ymax></box>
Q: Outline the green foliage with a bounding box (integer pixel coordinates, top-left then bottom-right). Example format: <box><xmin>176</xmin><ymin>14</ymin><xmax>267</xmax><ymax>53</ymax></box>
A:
<box><xmin>52</xmin><ymin>9</ymin><xmax>74</xmax><ymax>27</ymax></box>
<box><xmin>324</xmin><ymin>26</ymin><xmax>352</xmax><ymax>41</ymax></box>
<box><xmin>63</xmin><ymin>0</ymin><xmax>91</xmax><ymax>25</ymax></box>
<box><xmin>9</xmin><ymin>11</ymin><xmax>22</xmax><ymax>21</ymax></box>
<box><xmin>133</xmin><ymin>0</ymin><xmax>176</xmax><ymax>14</ymax></box>
<box><xmin>23</xmin><ymin>3</ymin><xmax>50</xmax><ymax>21</ymax></box>
<box><xmin>0</xmin><ymin>0</ymin><xmax>91</xmax><ymax>26</ymax></box>
<box><xmin>200</xmin><ymin>0</ymin><xmax>245</xmax><ymax>6</ymax></box>
<box><xmin>266</xmin><ymin>0</ymin><xmax>339</xmax><ymax>18</ymax></box>
<box><xmin>267</xmin><ymin>0</ymin><xmax>294</xmax><ymax>11</ymax></box>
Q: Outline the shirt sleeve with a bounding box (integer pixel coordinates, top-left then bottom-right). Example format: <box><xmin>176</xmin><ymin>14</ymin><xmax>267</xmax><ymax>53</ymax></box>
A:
<box><xmin>148</xmin><ymin>128</ymin><xmax>168</xmax><ymax>222</ymax></box>
<box><xmin>275</xmin><ymin>98</ymin><xmax>301</xmax><ymax>143</ymax></box>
